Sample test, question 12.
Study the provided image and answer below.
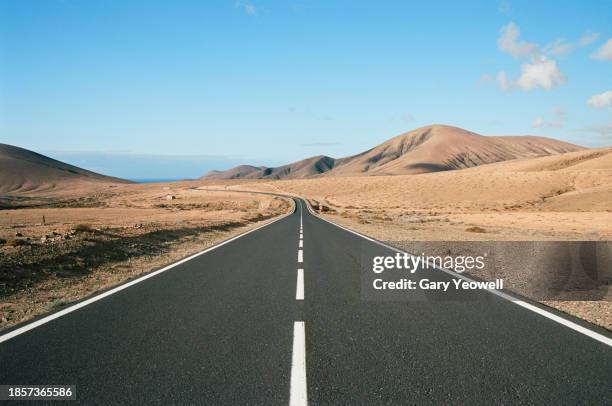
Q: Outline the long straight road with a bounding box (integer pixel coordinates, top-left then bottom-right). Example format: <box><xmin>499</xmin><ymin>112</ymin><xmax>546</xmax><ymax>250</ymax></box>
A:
<box><xmin>1</xmin><ymin>198</ymin><xmax>611</xmax><ymax>404</ymax></box>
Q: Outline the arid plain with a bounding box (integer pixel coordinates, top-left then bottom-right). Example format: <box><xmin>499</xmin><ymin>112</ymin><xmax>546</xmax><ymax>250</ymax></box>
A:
<box><xmin>220</xmin><ymin>147</ymin><xmax>612</xmax><ymax>329</ymax></box>
<box><xmin>0</xmin><ymin>180</ymin><xmax>291</xmax><ymax>330</ymax></box>
<box><xmin>1</xmin><ymin>125</ymin><xmax>611</xmax><ymax>330</ymax></box>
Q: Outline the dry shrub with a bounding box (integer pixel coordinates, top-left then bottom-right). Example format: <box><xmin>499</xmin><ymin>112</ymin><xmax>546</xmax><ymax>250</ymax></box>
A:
<box><xmin>73</xmin><ymin>224</ymin><xmax>93</xmax><ymax>233</ymax></box>
<box><xmin>5</xmin><ymin>238</ymin><xmax>28</xmax><ymax>247</ymax></box>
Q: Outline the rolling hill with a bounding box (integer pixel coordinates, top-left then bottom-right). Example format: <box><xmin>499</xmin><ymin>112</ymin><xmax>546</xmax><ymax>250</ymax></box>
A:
<box><xmin>204</xmin><ymin>156</ymin><xmax>336</xmax><ymax>180</ymax></box>
<box><xmin>203</xmin><ymin>125</ymin><xmax>584</xmax><ymax>180</ymax></box>
<box><xmin>0</xmin><ymin>143</ymin><xmax>130</xmax><ymax>194</ymax></box>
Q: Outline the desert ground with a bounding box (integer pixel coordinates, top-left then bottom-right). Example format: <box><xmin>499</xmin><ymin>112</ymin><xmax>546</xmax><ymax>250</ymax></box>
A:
<box><xmin>1</xmin><ymin>141</ymin><xmax>610</xmax><ymax>331</ymax></box>
<box><xmin>224</xmin><ymin>148</ymin><xmax>612</xmax><ymax>241</ymax></box>
<box><xmin>0</xmin><ymin>182</ymin><xmax>291</xmax><ymax>330</ymax></box>
<box><xmin>214</xmin><ymin>148</ymin><xmax>612</xmax><ymax>329</ymax></box>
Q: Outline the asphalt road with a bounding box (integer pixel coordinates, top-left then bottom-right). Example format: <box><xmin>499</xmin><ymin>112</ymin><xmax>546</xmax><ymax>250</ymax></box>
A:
<box><xmin>0</xmin><ymin>198</ymin><xmax>611</xmax><ymax>404</ymax></box>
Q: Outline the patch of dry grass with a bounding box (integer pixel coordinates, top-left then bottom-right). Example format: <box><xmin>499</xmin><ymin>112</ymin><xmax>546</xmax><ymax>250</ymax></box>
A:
<box><xmin>0</xmin><ymin>184</ymin><xmax>291</xmax><ymax>330</ymax></box>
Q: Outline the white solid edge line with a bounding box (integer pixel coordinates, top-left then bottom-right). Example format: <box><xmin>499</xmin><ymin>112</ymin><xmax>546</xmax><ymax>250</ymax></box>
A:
<box><xmin>302</xmin><ymin>199</ymin><xmax>612</xmax><ymax>348</ymax></box>
<box><xmin>0</xmin><ymin>206</ymin><xmax>296</xmax><ymax>345</ymax></box>
<box><xmin>296</xmin><ymin>269</ymin><xmax>304</xmax><ymax>300</ymax></box>
<box><xmin>290</xmin><ymin>321</ymin><xmax>308</xmax><ymax>406</ymax></box>
<box><xmin>298</xmin><ymin>249</ymin><xmax>303</xmax><ymax>263</ymax></box>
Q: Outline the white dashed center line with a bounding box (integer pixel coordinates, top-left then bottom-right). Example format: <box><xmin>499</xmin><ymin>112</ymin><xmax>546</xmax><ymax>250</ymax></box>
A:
<box><xmin>290</xmin><ymin>201</ymin><xmax>307</xmax><ymax>405</ymax></box>
<box><xmin>290</xmin><ymin>321</ymin><xmax>307</xmax><ymax>406</ymax></box>
<box><xmin>296</xmin><ymin>269</ymin><xmax>304</xmax><ymax>300</ymax></box>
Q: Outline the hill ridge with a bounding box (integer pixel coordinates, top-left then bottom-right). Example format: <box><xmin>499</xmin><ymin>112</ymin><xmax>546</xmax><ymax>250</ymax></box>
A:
<box><xmin>0</xmin><ymin>143</ymin><xmax>131</xmax><ymax>194</ymax></box>
<box><xmin>203</xmin><ymin>124</ymin><xmax>584</xmax><ymax>180</ymax></box>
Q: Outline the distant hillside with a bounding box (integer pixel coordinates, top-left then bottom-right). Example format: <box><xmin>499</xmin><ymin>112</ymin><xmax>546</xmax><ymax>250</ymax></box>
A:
<box><xmin>202</xmin><ymin>124</ymin><xmax>584</xmax><ymax>180</ymax></box>
<box><xmin>204</xmin><ymin>156</ymin><xmax>336</xmax><ymax>180</ymax></box>
<box><xmin>0</xmin><ymin>143</ymin><xmax>131</xmax><ymax>194</ymax></box>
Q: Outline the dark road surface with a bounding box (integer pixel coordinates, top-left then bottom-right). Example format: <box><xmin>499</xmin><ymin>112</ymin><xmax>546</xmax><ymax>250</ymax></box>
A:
<box><xmin>1</xmin><ymin>198</ymin><xmax>611</xmax><ymax>405</ymax></box>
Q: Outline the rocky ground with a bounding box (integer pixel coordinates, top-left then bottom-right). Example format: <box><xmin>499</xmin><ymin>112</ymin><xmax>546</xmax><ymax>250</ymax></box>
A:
<box><xmin>0</xmin><ymin>184</ymin><xmax>291</xmax><ymax>331</ymax></box>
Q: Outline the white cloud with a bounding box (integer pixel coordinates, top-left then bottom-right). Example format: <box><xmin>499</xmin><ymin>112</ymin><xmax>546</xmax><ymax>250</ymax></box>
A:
<box><xmin>546</xmin><ymin>33</ymin><xmax>600</xmax><ymax>56</ymax></box>
<box><xmin>236</xmin><ymin>1</ymin><xmax>257</xmax><ymax>15</ymax></box>
<box><xmin>552</xmin><ymin>106</ymin><xmax>566</xmax><ymax>120</ymax></box>
<box><xmin>546</xmin><ymin>39</ymin><xmax>574</xmax><ymax>56</ymax></box>
<box><xmin>587</xmin><ymin>91</ymin><xmax>612</xmax><ymax>108</ymax></box>
<box><xmin>495</xmin><ymin>23</ymin><xmax>566</xmax><ymax>91</ymax></box>
<box><xmin>477</xmin><ymin>71</ymin><xmax>511</xmax><ymax>91</ymax></box>
<box><xmin>579</xmin><ymin>32</ymin><xmax>600</xmax><ymax>46</ymax></box>
<box><xmin>532</xmin><ymin>107</ymin><xmax>567</xmax><ymax>129</ymax></box>
<box><xmin>497</xmin><ymin>22</ymin><xmax>538</xmax><ymax>58</ymax></box>
<box><xmin>532</xmin><ymin>117</ymin><xmax>545</xmax><ymax>128</ymax></box>
<box><xmin>591</xmin><ymin>38</ymin><xmax>612</xmax><ymax>60</ymax></box>
<box><xmin>532</xmin><ymin>116</ymin><xmax>563</xmax><ymax>129</ymax></box>
<box><xmin>245</xmin><ymin>4</ymin><xmax>257</xmax><ymax>15</ymax></box>
<box><xmin>490</xmin><ymin>23</ymin><xmax>596</xmax><ymax>92</ymax></box>
<box><xmin>516</xmin><ymin>57</ymin><xmax>565</xmax><ymax>90</ymax></box>
<box><xmin>576</xmin><ymin>123</ymin><xmax>612</xmax><ymax>139</ymax></box>
<box><xmin>499</xmin><ymin>23</ymin><xmax>599</xmax><ymax>59</ymax></box>
<box><xmin>497</xmin><ymin>0</ymin><xmax>511</xmax><ymax>14</ymax></box>
<box><xmin>497</xmin><ymin>71</ymin><xmax>510</xmax><ymax>91</ymax></box>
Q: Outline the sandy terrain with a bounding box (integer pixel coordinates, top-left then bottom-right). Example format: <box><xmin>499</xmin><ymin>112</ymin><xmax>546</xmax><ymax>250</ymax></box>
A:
<box><xmin>0</xmin><ymin>182</ymin><xmax>291</xmax><ymax>331</ymax></box>
<box><xmin>228</xmin><ymin>148</ymin><xmax>612</xmax><ymax>240</ymax></box>
<box><xmin>221</xmin><ymin>148</ymin><xmax>612</xmax><ymax>329</ymax></box>
<box><xmin>1</xmin><ymin>143</ymin><xmax>610</xmax><ymax>331</ymax></box>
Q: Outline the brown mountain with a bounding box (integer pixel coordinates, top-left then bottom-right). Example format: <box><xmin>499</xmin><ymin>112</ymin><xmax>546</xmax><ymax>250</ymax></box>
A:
<box><xmin>204</xmin><ymin>156</ymin><xmax>336</xmax><ymax>180</ymax></box>
<box><xmin>0</xmin><ymin>143</ymin><xmax>130</xmax><ymax>194</ymax></box>
<box><xmin>202</xmin><ymin>124</ymin><xmax>584</xmax><ymax>180</ymax></box>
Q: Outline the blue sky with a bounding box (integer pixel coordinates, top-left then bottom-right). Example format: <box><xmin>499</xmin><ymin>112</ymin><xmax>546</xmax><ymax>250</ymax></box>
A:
<box><xmin>1</xmin><ymin>0</ymin><xmax>611</xmax><ymax>179</ymax></box>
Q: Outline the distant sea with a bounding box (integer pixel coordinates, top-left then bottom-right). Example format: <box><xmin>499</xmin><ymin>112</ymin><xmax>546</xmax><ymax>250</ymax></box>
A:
<box><xmin>130</xmin><ymin>178</ymin><xmax>188</xmax><ymax>184</ymax></box>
